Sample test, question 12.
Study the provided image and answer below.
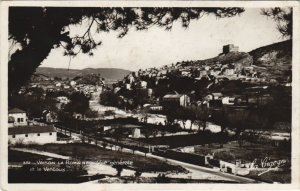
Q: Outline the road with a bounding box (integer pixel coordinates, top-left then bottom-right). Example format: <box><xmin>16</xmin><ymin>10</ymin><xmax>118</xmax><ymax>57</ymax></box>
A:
<box><xmin>157</xmin><ymin>156</ymin><xmax>259</xmax><ymax>183</ymax></box>
<box><xmin>54</xmin><ymin>125</ymin><xmax>260</xmax><ymax>183</ymax></box>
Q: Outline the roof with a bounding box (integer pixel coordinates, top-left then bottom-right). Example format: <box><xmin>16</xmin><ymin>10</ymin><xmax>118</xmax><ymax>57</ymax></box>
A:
<box><xmin>211</xmin><ymin>93</ymin><xmax>223</xmax><ymax>97</ymax></box>
<box><xmin>8</xmin><ymin>125</ymin><xmax>56</xmax><ymax>135</ymax></box>
<box><xmin>8</xmin><ymin>108</ymin><xmax>26</xmax><ymax>114</ymax></box>
<box><xmin>121</xmin><ymin>124</ymin><xmax>142</xmax><ymax>128</ymax></box>
<box><xmin>163</xmin><ymin>94</ymin><xmax>184</xmax><ymax>99</ymax></box>
<box><xmin>110</xmin><ymin>124</ymin><xmax>142</xmax><ymax>129</ymax></box>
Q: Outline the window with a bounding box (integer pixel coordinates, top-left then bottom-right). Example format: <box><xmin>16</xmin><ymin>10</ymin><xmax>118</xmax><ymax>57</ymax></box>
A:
<box><xmin>49</xmin><ymin>133</ymin><xmax>52</xmax><ymax>136</ymax></box>
<box><xmin>25</xmin><ymin>134</ymin><xmax>28</xmax><ymax>137</ymax></box>
<box><xmin>37</xmin><ymin>133</ymin><xmax>40</xmax><ymax>136</ymax></box>
<box><xmin>20</xmin><ymin>118</ymin><xmax>24</xmax><ymax>122</ymax></box>
<box><xmin>17</xmin><ymin>118</ymin><xmax>21</xmax><ymax>122</ymax></box>
<box><xmin>12</xmin><ymin>135</ymin><xmax>15</xmax><ymax>138</ymax></box>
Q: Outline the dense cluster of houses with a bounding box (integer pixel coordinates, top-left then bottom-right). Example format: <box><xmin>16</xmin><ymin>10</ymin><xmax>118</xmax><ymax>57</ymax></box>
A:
<box><xmin>129</xmin><ymin>44</ymin><xmax>272</xmax><ymax>84</ymax></box>
<box><xmin>108</xmin><ymin>44</ymin><xmax>279</xmax><ymax>112</ymax></box>
<box><xmin>22</xmin><ymin>74</ymin><xmax>104</xmax><ymax>98</ymax></box>
<box><xmin>157</xmin><ymin>90</ymin><xmax>272</xmax><ymax>111</ymax></box>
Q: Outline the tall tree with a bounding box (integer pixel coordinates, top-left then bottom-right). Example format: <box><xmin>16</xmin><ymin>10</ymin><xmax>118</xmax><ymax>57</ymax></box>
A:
<box><xmin>64</xmin><ymin>92</ymin><xmax>89</xmax><ymax>114</ymax></box>
<box><xmin>9</xmin><ymin>7</ymin><xmax>244</xmax><ymax>95</ymax></box>
<box><xmin>210</xmin><ymin>107</ymin><xmax>229</xmax><ymax>133</ymax></box>
<box><xmin>227</xmin><ymin>108</ymin><xmax>251</xmax><ymax>147</ymax></box>
<box><xmin>261</xmin><ymin>7</ymin><xmax>292</xmax><ymax>39</ymax></box>
<box><xmin>175</xmin><ymin>107</ymin><xmax>190</xmax><ymax>130</ymax></box>
<box><xmin>210</xmin><ymin>107</ymin><xmax>230</xmax><ymax>147</ymax></box>
<box><xmin>195</xmin><ymin>106</ymin><xmax>211</xmax><ymax>132</ymax></box>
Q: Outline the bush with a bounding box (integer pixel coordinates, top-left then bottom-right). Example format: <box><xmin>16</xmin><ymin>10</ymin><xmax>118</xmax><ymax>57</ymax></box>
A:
<box><xmin>85</xmin><ymin>109</ymin><xmax>99</xmax><ymax>118</ymax></box>
<box><xmin>156</xmin><ymin>173</ymin><xmax>170</xmax><ymax>183</ymax></box>
<box><xmin>13</xmin><ymin>139</ymin><xmax>25</xmax><ymax>147</ymax></box>
<box><xmin>214</xmin><ymin>151</ymin><xmax>236</xmax><ymax>163</ymax></box>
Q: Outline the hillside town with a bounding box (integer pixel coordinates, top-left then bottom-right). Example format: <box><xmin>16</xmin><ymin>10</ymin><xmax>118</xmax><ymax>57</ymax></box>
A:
<box><xmin>8</xmin><ymin>41</ymin><xmax>292</xmax><ymax>184</ymax></box>
<box><xmin>108</xmin><ymin>44</ymin><xmax>290</xmax><ymax>111</ymax></box>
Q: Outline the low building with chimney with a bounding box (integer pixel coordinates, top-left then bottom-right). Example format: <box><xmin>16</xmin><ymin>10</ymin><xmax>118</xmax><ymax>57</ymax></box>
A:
<box><xmin>8</xmin><ymin>125</ymin><xmax>57</xmax><ymax>145</ymax></box>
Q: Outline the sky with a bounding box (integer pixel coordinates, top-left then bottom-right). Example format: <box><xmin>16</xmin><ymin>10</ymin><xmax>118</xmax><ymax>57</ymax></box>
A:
<box><xmin>39</xmin><ymin>8</ymin><xmax>286</xmax><ymax>71</ymax></box>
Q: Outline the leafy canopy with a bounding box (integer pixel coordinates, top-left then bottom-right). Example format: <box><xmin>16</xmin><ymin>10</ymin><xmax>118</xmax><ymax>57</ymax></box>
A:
<box><xmin>9</xmin><ymin>7</ymin><xmax>244</xmax><ymax>94</ymax></box>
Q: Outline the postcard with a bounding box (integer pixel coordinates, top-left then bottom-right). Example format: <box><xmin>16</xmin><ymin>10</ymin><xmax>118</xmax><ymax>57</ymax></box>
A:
<box><xmin>0</xmin><ymin>1</ymin><xmax>299</xmax><ymax>191</ymax></box>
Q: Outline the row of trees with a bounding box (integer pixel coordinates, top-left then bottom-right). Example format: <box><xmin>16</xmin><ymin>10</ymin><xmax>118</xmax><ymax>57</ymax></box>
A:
<box><xmin>100</xmin><ymin>88</ymin><xmax>149</xmax><ymax>111</ymax></box>
<box><xmin>9</xmin><ymin>94</ymin><xmax>58</xmax><ymax>118</ymax></box>
<box><xmin>161</xmin><ymin>105</ymin><xmax>277</xmax><ymax>147</ymax></box>
<box><xmin>9</xmin><ymin>87</ymin><xmax>98</xmax><ymax>119</ymax></box>
<box><xmin>164</xmin><ymin>106</ymin><xmax>211</xmax><ymax>132</ymax></box>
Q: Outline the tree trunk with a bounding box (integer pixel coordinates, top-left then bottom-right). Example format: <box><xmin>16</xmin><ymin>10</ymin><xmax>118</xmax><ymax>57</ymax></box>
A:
<box><xmin>202</xmin><ymin>121</ymin><xmax>207</xmax><ymax>132</ymax></box>
<box><xmin>219</xmin><ymin>128</ymin><xmax>225</xmax><ymax>148</ymax></box>
<box><xmin>9</xmin><ymin>42</ymin><xmax>54</xmax><ymax>95</ymax></box>
<box><xmin>9</xmin><ymin>19</ymin><xmax>66</xmax><ymax>95</ymax></box>
<box><xmin>182</xmin><ymin>121</ymin><xmax>186</xmax><ymax>130</ymax></box>
<box><xmin>220</xmin><ymin>125</ymin><xmax>225</xmax><ymax>133</ymax></box>
<box><xmin>190</xmin><ymin>121</ymin><xmax>193</xmax><ymax>131</ymax></box>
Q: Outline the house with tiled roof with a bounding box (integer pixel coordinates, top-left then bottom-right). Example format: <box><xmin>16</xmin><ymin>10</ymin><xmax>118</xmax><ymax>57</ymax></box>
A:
<box><xmin>8</xmin><ymin>125</ymin><xmax>57</xmax><ymax>145</ymax></box>
<box><xmin>8</xmin><ymin>108</ymin><xmax>28</xmax><ymax>127</ymax></box>
<box><xmin>163</xmin><ymin>93</ymin><xmax>190</xmax><ymax>108</ymax></box>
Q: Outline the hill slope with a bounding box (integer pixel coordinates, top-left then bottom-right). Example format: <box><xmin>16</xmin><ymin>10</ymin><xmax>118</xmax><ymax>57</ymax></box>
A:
<box><xmin>35</xmin><ymin>67</ymin><xmax>131</xmax><ymax>81</ymax></box>
<box><xmin>249</xmin><ymin>40</ymin><xmax>292</xmax><ymax>81</ymax></box>
<box><xmin>178</xmin><ymin>40</ymin><xmax>291</xmax><ymax>82</ymax></box>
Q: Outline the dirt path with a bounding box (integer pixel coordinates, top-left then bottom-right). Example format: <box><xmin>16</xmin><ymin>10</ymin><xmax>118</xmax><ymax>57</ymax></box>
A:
<box><xmin>10</xmin><ymin>147</ymin><xmax>70</xmax><ymax>160</ymax></box>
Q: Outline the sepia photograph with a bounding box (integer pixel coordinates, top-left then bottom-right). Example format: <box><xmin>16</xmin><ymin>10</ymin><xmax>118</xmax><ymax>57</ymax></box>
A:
<box><xmin>0</xmin><ymin>1</ymin><xmax>300</xmax><ymax>190</ymax></box>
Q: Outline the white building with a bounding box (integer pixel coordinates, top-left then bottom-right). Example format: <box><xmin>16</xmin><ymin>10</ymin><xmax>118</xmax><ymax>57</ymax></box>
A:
<box><xmin>8</xmin><ymin>125</ymin><xmax>57</xmax><ymax>145</ymax></box>
<box><xmin>205</xmin><ymin>93</ymin><xmax>223</xmax><ymax>101</ymax></box>
<box><xmin>70</xmin><ymin>80</ymin><xmax>77</xmax><ymax>86</ymax></box>
<box><xmin>129</xmin><ymin>74</ymin><xmax>135</xmax><ymax>84</ymax></box>
<box><xmin>125</xmin><ymin>83</ymin><xmax>131</xmax><ymax>90</ymax></box>
<box><xmin>223</xmin><ymin>68</ymin><xmax>235</xmax><ymax>76</ymax></box>
<box><xmin>140</xmin><ymin>81</ymin><xmax>147</xmax><ymax>89</ymax></box>
<box><xmin>56</xmin><ymin>96</ymin><xmax>70</xmax><ymax>104</ymax></box>
<box><xmin>132</xmin><ymin>128</ymin><xmax>141</xmax><ymax>138</ymax></box>
<box><xmin>45</xmin><ymin>112</ymin><xmax>58</xmax><ymax>123</ymax></box>
<box><xmin>147</xmin><ymin>88</ymin><xmax>153</xmax><ymax>97</ymax></box>
<box><xmin>55</xmin><ymin>82</ymin><xmax>62</xmax><ymax>87</ymax></box>
<box><xmin>8</xmin><ymin>108</ymin><xmax>28</xmax><ymax>127</ymax></box>
<box><xmin>181</xmin><ymin>70</ymin><xmax>190</xmax><ymax>76</ymax></box>
<box><xmin>163</xmin><ymin>94</ymin><xmax>190</xmax><ymax>107</ymax></box>
<box><xmin>222</xmin><ymin>97</ymin><xmax>235</xmax><ymax>105</ymax></box>
<box><xmin>211</xmin><ymin>93</ymin><xmax>223</xmax><ymax>100</ymax></box>
<box><xmin>63</xmin><ymin>85</ymin><xmax>71</xmax><ymax>89</ymax></box>
<box><xmin>204</xmin><ymin>66</ymin><xmax>210</xmax><ymax>71</ymax></box>
<box><xmin>114</xmin><ymin>87</ymin><xmax>121</xmax><ymax>93</ymax></box>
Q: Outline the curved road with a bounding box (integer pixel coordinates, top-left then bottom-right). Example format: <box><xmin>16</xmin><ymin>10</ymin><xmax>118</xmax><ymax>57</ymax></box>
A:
<box><xmin>55</xmin><ymin>126</ymin><xmax>260</xmax><ymax>183</ymax></box>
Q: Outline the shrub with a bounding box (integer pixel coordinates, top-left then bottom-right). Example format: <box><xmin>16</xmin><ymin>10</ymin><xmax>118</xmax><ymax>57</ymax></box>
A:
<box><xmin>214</xmin><ymin>151</ymin><xmax>236</xmax><ymax>163</ymax></box>
<box><xmin>156</xmin><ymin>173</ymin><xmax>170</xmax><ymax>183</ymax></box>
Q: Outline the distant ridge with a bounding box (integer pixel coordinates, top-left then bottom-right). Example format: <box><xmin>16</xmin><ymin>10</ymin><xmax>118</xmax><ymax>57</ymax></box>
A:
<box><xmin>35</xmin><ymin>67</ymin><xmax>131</xmax><ymax>81</ymax></box>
